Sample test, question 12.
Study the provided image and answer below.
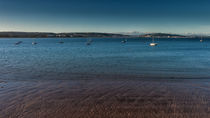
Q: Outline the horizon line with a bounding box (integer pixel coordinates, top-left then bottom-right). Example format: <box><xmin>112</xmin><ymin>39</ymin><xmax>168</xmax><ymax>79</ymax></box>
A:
<box><xmin>0</xmin><ymin>31</ymin><xmax>210</xmax><ymax>36</ymax></box>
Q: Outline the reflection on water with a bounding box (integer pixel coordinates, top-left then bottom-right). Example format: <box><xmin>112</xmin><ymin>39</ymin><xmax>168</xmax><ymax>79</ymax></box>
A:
<box><xmin>0</xmin><ymin>38</ymin><xmax>210</xmax><ymax>80</ymax></box>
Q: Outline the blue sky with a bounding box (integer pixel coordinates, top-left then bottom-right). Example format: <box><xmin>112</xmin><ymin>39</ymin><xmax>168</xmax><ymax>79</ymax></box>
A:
<box><xmin>0</xmin><ymin>0</ymin><xmax>210</xmax><ymax>34</ymax></box>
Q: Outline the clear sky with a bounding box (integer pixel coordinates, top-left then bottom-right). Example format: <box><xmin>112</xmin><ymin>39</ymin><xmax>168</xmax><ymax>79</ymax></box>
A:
<box><xmin>0</xmin><ymin>0</ymin><xmax>210</xmax><ymax>34</ymax></box>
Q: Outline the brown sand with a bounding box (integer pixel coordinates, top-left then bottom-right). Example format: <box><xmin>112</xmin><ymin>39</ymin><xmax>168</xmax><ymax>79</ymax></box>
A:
<box><xmin>0</xmin><ymin>78</ymin><xmax>210</xmax><ymax>118</ymax></box>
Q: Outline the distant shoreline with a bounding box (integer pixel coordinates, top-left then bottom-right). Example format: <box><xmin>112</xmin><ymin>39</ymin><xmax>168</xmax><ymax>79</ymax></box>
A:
<box><xmin>0</xmin><ymin>32</ymin><xmax>209</xmax><ymax>38</ymax></box>
<box><xmin>0</xmin><ymin>32</ymin><xmax>128</xmax><ymax>38</ymax></box>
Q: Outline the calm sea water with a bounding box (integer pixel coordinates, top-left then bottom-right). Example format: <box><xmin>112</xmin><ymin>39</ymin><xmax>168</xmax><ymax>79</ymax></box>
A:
<box><xmin>0</xmin><ymin>38</ymin><xmax>210</xmax><ymax>80</ymax></box>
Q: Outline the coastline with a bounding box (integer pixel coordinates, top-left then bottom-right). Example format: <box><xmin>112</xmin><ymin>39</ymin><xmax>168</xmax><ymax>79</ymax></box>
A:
<box><xmin>0</xmin><ymin>32</ymin><xmax>208</xmax><ymax>39</ymax></box>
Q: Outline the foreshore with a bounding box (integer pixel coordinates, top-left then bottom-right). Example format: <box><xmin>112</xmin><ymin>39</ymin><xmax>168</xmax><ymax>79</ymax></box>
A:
<box><xmin>0</xmin><ymin>78</ymin><xmax>209</xmax><ymax>118</ymax></box>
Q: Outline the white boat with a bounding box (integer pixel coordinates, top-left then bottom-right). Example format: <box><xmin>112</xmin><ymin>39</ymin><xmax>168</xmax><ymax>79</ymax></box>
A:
<box><xmin>150</xmin><ymin>37</ymin><xmax>158</xmax><ymax>46</ymax></box>
<box><xmin>32</xmin><ymin>42</ymin><xmax>37</xmax><ymax>45</ymax></box>
<box><xmin>200</xmin><ymin>36</ymin><xmax>203</xmax><ymax>42</ymax></box>
<box><xmin>150</xmin><ymin>43</ymin><xmax>158</xmax><ymax>46</ymax></box>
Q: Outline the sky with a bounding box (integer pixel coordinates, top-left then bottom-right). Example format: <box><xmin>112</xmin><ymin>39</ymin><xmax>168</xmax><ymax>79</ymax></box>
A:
<box><xmin>0</xmin><ymin>0</ymin><xmax>210</xmax><ymax>34</ymax></box>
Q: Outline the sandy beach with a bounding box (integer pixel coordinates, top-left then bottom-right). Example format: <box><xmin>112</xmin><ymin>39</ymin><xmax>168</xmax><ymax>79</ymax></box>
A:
<box><xmin>0</xmin><ymin>78</ymin><xmax>210</xmax><ymax>118</ymax></box>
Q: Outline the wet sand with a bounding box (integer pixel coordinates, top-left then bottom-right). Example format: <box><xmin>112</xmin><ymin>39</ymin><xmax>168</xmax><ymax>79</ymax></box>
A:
<box><xmin>0</xmin><ymin>78</ymin><xmax>210</xmax><ymax>118</ymax></box>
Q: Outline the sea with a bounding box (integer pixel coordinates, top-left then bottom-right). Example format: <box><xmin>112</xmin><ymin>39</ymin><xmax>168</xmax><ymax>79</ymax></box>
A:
<box><xmin>0</xmin><ymin>38</ymin><xmax>210</xmax><ymax>81</ymax></box>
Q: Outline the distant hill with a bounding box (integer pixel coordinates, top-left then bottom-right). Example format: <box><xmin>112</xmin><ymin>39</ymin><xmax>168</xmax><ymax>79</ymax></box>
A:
<box><xmin>0</xmin><ymin>32</ymin><xmax>55</xmax><ymax>38</ymax></box>
<box><xmin>139</xmin><ymin>33</ymin><xmax>187</xmax><ymax>38</ymax></box>
<box><xmin>0</xmin><ymin>32</ymin><xmax>128</xmax><ymax>38</ymax></box>
<box><xmin>0</xmin><ymin>32</ymin><xmax>209</xmax><ymax>38</ymax></box>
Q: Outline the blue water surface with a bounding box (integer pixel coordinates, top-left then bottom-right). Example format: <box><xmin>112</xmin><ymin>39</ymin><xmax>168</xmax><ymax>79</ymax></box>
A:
<box><xmin>0</xmin><ymin>38</ymin><xmax>210</xmax><ymax>80</ymax></box>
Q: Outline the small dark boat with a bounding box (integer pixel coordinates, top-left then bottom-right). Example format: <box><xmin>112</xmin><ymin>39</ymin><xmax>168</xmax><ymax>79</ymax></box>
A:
<box><xmin>121</xmin><ymin>39</ymin><xmax>127</xmax><ymax>43</ymax></box>
<box><xmin>86</xmin><ymin>39</ymin><xmax>92</xmax><ymax>45</ymax></box>
<box><xmin>86</xmin><ymin>42</ymin><xmax>91</xmax><ymax>45</ymax></box>
<box><xmin>58</xmin><ymin>36</ymin><xmax>64</xmax><ymax>44</ymax></box>
<box><xmin>32</xmin><ymin>38</ymin><xmax>38</xmax><ymax>45</ymax></box>
<box><xmin>15</xmin><ymin>41</ymin><xmax>23</xmax><ymax>45</ymax></box>
<box><xmin>59</xmin><ymin>41</ymin><xmax>64</xmax><ymax>44</ymax></box>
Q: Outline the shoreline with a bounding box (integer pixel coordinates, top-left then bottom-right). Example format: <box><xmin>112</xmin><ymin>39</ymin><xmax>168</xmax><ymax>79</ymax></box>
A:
<box><xmin>1</xmin><ymin>78</ymin><xmax>210</xmax><ymax>118</ymax></box>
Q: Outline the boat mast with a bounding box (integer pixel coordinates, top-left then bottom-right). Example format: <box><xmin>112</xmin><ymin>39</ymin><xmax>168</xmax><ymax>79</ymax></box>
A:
<box><xmin>152</xmin><ymin>37</ymin><xmax>154</xmax><ymax>43</ymax></box>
